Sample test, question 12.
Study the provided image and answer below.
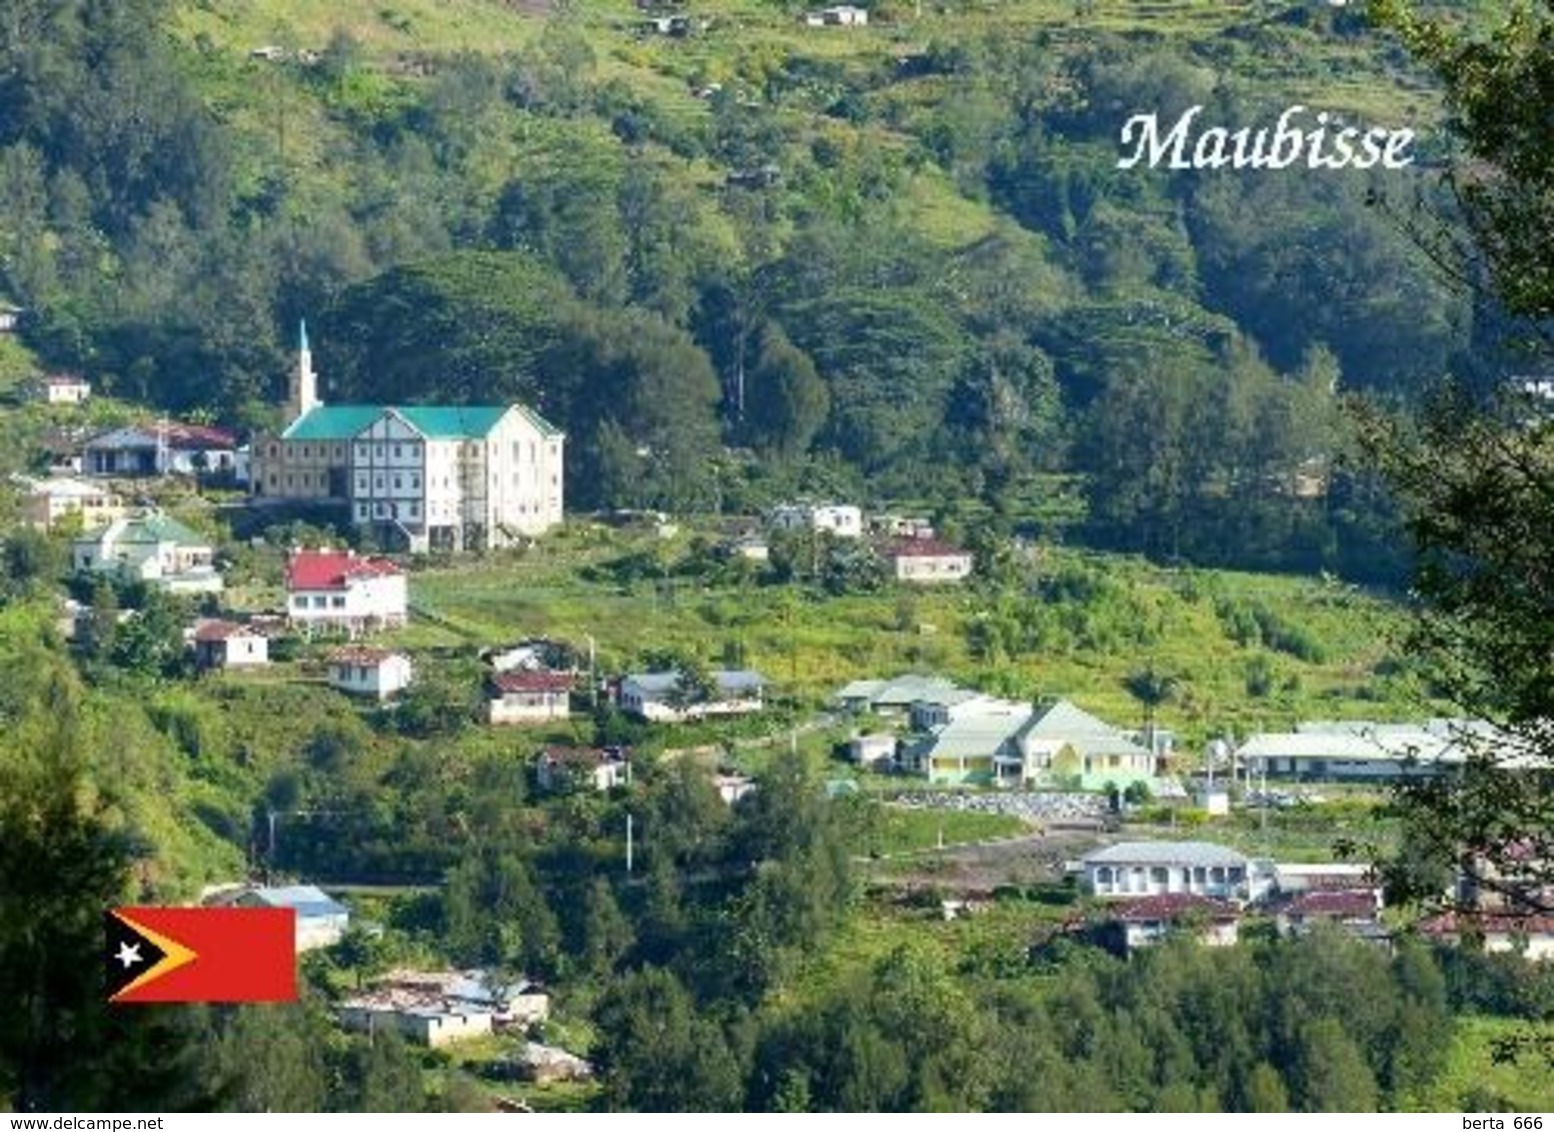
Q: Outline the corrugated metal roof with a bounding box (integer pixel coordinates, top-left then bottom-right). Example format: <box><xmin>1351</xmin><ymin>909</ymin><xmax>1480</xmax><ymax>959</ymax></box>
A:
<box><xmin>1083</xmin><ymin>841</ymin><xmax>1248</xmax><ymax>868</ymax></box>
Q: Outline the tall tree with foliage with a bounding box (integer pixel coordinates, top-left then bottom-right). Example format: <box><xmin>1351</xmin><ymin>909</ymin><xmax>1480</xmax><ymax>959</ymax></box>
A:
<box><xmin>1362</xmin><ymin>0</ymin><xmax>1554</xmax><ymax>912</ymax></box>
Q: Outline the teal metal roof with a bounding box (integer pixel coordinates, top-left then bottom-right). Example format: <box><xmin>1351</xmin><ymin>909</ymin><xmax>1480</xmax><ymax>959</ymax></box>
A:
<box><xmin>119</xmin><ymin>514</ymin><xmax>206</xmax><ymax>547</ymax></box>
<box><xmin>396</xmin><ymin>406</ymin><xmax>509</xmax><ymax>439</ymax></box>
<box><xmin>280</xmin><ymin>405</ymin><xmax>383</xmax><ymax>441</ymax></box>
<box><xmin>280</xmin><ymin>404</ymin><xmax>556</xmax><ymax>442</ymax></box>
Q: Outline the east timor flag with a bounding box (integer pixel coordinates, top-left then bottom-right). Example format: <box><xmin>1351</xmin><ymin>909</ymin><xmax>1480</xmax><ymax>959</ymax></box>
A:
<box><xmin>106</xmin><ymin>907</ymin><xmax>297</xmax><ymax>1003</ymax></box>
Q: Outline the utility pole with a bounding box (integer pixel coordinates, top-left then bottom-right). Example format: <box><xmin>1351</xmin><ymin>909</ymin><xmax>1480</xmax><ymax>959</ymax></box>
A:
<box><xmin>625</xmin><ymin>812</ymin><xmax>634</xmax><ymax>875</ymax></box>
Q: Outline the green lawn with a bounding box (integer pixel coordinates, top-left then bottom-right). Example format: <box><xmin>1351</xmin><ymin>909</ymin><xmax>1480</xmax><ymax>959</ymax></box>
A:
<box><xmin>390</xmin><ymin>524</ymin><xmax>1423</xmax><ymax>748</ymax></box>
<box><xmin>1402</xmin><ymin>1017</ymin><xmax>1554</xmax><ymax>1113</ymax></box>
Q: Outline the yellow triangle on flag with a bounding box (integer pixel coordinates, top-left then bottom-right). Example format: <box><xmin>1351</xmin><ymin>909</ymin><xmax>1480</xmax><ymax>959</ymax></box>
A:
<box><xmin>109</xmin><ymin>910</ymin><xmax>199</xmax><ymax>1001</ymax></box>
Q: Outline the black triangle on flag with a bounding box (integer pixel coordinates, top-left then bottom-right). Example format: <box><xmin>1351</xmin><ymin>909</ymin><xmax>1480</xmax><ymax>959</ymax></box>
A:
<box><xmin>104</xmin><ymin>911</ymin><xmax>168</xmax><ymax>1000</ymax></box>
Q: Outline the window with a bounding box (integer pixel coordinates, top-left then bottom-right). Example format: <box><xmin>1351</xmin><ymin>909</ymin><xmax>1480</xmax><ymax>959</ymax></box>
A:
<box><xmin>356</xmin><ymin>444</ymin><xmax>369</xmax><ymax>461</ymax></box>
<box><xmin>301</xmin><ymin>446</ymin><xmax>309</xmax><ymax>458</ymax></box>
<box><xmin>394</xmin><ymin>476</ymin><xmax>402</xmax><ymax>490</ymax></box>
<box><xmin>375</xmin><ymin>476</ymin><xmax>384</xmax><ymax>490</ymax></box>
<box><xmin>293</xmin><ymin>595</ymin><xmax>307</xmax><ymax>609</ymax></box>
<box><xmin>268</xmin><ymin>444</ymin><xmax>278</xmax><ymax>458</ymax></box>
<box><xmin>331</xmin><ymin>596</ymin><xmax>345</xmax><ymax>608</ymax></box>
<box><xmin>267</xmin><ymin>473</ymin><xmax>278</xmax><ymax>487</ymax></box>
<box><xmin>393</xmin><ymin>445</ymin><xmax>401</xmax><ymax>458</ymax></box>
<box><xmin>375</xmin><ymin>502</ymin><xmax>387</xmax><ymax>517</ymax></box>
<box><xmin>333</xmin><ymin>446</ymin><xmax>344</xmax><ymax>460</ymax></box>
<box><xmin>285</xmin><ymin>474</ymin><xmax>293</xmax><ymax>487</ymax></box>
<box><xmin>1151</xmin><ymin>867</ymin><xmax>1168</xmax><ymax>885</ymax></box>
<box><xmin>376</xmin><ymin>443</ymin><xmax>386</xmax><ymax>456</ymax></box>
<box><xmin>311</xmin><ymin>596</ymin><xmax>327</xmax><ymax>609</ymax></box>
<box><xmin>408</xmin><ymin>502</ymin><xmax>420</xmax><ymax>518</ymax></box>
<box><xmin>410</xmin><ymin>474</ymin><xmax>420</xmax><ymax>489</ymax></box>
<box><xmin>357</xmin><ymin>477</ymin><xmax>367</xmax><ymax>492</ymax></box>
<box><xmin>356</xmin><ymin>503</ymin><xmax>368</xmax><ymax>520</ymax></box>
<box><xmin>1096</xmin><ymin>866</ymin><xmax>1113</xmax><ymax>886</ymax></box>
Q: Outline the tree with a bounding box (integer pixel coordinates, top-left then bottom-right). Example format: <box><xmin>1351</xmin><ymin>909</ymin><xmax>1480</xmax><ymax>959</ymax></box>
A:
<box><xmin>1122</xmin><ymin>665</ymin><xmax>1179</xmax><ymax>758</ymax></box>
<box><xmin>0</xmin><ymin>623</ymin><xmax>213</xmax><ymax>1110</ymax></box>
<box><xmin>1361</xmin><ymin>0</ymin><xmax>1554</xmax><ymax>913</ymax></box>
<box><xmin>745</xmin><ymin>322</ymin><xmax>829</xmax><ymax>457</ymax></box>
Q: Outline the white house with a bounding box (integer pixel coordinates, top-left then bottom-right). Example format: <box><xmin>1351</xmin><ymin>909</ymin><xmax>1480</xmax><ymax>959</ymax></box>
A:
<box><xmin>285</xmin><ymin>548</ymin><xmax>406</xmax><ymax>635</ymax></box>
<box><xmin>338</xmin><ymin>970</ymin><xmax>549</xmax><ymax>1048</ymax></box>
<box><xmin>83</xmin><ymin>421</ymin><xmax>239</xmax><ymax>478</ymax></box>
<box><xmin>192</xmin><ymin>620</ymin><xmax>269</xmax><ymax>670</ymax></box>
<box><xmin>72</xmin><ymin>512</ymin><xmax>222</xmax><ymax>594</ymax></box>
<box><xmin>1101</xmin><ymin>894</ymin><xmax>1242</xmax><ymax>953</ymax></box>
<box><xmin>250</xmin><ymin>324</ymin><xmax>565</xmax><ymax>552</ymax></box>
<box><xmin>848</xmin><ymin>733</ymin><xmax>898</xmax><ymax>769</ymax></box>
<box><xmin>31</xmin><ymin>374</ymin><xmax>91</xmax><ymax>405</ymax></box>
<box><xmin>534</xmin><ymin>746</ymin><xmax>628</xmax><ymax>793</ymax></box>
<box><xmin>768</xmin><ymin>503</ymin><xmax>862</xmax><ymax>539</ymax></box>
<box><xmin>230</xmin><ymin>885</ymin><xmax>349</xmax><ymax>952</ymax></box>
<box><xmin>488</xmin><ymin>670</ymin><xmax>573</xmax><ymax>725</ymax></box>
<box><xmin>1082</xmin><ymin>841</ymin><xmax>1273</xmax><ymax>903</ymax></box>
<box><xmin>0</xmin><ymin>302</ymin><xmax>21</xmax><ymax>332</ymax></box>
<box><xmin>885</xmin><ymin>538</ymin><xmax>973</xmax><ymax>584</ymax></box>
<box><xmin>18</xmin><ymin>475</ymin><xmax>125</xmax><ymax>531</ymax></box>
<box><xmin>1418</xmin><ymin>913</ymin><xmax>1554</xmax><ymax>961</ymax></box>
<box><xmin>327</xmin><ymin>647</ymin><xmax>413</xmax><ymax>700</ymax></box>
<box><xmin>805</xmin><ymin>4</ymin><xmax>868</xmax><ymax>25</ymax></box>
<box><xmin>619</xmin><ymin>669</ymin><xmax>766</xmax><ymax>722</ymax></box>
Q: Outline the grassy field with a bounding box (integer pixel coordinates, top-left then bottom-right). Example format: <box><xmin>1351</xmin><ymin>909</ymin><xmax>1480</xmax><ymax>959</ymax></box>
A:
<box><xmin>379</xmin><ymin>521</ymin><xmax>1424</xmax><ymax>747</ymax></box>
<box><xmin>1402</xmin><ymin>1017</ymin><xmax>1554</xmax><ymax>1113</ymax></box>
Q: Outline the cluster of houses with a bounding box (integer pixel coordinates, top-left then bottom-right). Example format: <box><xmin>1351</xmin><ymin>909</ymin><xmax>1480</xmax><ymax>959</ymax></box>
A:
<box><xmin>836</xmin><ymin>675</ymin><xmax>1166</xmax><ymax>790</ymax></box>
<box><xmin>834</xmin><ymin>672</ymin><xmax>1538</xmax><ymax>791</ymax></box>
<box><xmin>13</xmin><ymin>323</ymin><xmax>566</xmax><ymax>557</ymax></box>
<box><xmin>741</xmin><ymin>503</ymin><xmax>973</xmax><ymax>584</ymax></box>
<box><xmin>1067</xmin><ymin>837</ymin><xmax>1554</xmax><ymax>960</ymax></box>
<box><xmin>201</xmin><ymin>879</ymin><xmax>565</xmax><ymax>1050</ymax></box>
<box><xmin>337</xmin><ymin>969</ymin><xmax>551</xmax><ymax>1048</ymax></box>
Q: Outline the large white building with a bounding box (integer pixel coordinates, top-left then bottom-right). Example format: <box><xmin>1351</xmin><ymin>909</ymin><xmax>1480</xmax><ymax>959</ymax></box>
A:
<box><xmin>250</xmin><ymin>323</ymin><xmax>565</xmax><ymax>552</ymax></box>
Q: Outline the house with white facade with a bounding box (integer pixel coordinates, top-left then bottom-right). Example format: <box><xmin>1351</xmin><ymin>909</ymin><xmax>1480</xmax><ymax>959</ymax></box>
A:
<box><xmin>285</xmin><ymin>548</ymin><xmax>406</xmax><ymax>635</ymax></box>
<box><xmin>1236</xmin><ymin>719</ymin><xmax>1514</xmax><ymax>781</ymax></box>
<box><xmin>72</xmin><ymin>512</ymin><xmax>222</xmax><ymax>594</ymax></box>
<box><xmin>192</xmin><ymin>620</ymin><xmax>270</xmax><ymax>670</ymax></box>
<box><xmin>338</xmin><ymin>970</ymin><xmax>549</xmax><ymax>1048</ymax></box>
<box><xmin>534</xmin><ymin>746</ymin><xmax>629</xmax><ymax>793</ymax></box>
<box><xmin>804</xmin><ymin>4</ymin><xmax>868</xmax><ymax>25</ymax></box>
<box><xmin>488</xmin><ymin>670</ymin><xmax>574</xmax><ymax>725</ymax></box>
<box><xmin>226</xmin><ymin>885</ymin><xmax>349</xmax><ymax>951</ymax></box>
<box><xmin>327</xmin><ymin>647</ymin><xmax>413</xmax><ymax>700</ymax></box>
<box><xmin>250</xmin><ymin>324</ymin><xmax>565</xmax><ymax>552</ymax></box>
<box><xmin>848</xmin><ymin>733</ymin><xmax>898</xmax><ymax>769</ymax></box>
<box><xmin>768</xmin><ymin>502</ymin><xmax>862</xmax><ymax>539</ymax></box>
<box><xmin>30</xmin><ymin>374</ymin><xmax>91</xmax><ymax>405</ymax></box>
<box><xmin>1418</xmin><ymin>913</ymin><xmax>1554</xmax><ymax>961</ymax></box>
<box><xmin>884</xmin><ymin>538</ymin><xmax>973</xmax><ymax>583</ymax></box>
<box><xmin>619</xmin><ymin>669</ymin><xmax>766</xmax><ymax>722</ymax></box>
<box><xmin>83</xmin><ymin>421</ymin><xmax>239</xmax><ymax>478</ymax></box>
<box><xmin>1098</xmin><ymin>894</ymin><xmax>1243</xmax><ymax>954</ymax></box>
<box><xmin>18</xmin><ymin>475</ymin><xmax>125</xmax><ymax>531</ymax></box>
<box><xmin>1082</xmin><ymin>841</ymin><xmax>1273</xmax><ymax>904</ymax></box>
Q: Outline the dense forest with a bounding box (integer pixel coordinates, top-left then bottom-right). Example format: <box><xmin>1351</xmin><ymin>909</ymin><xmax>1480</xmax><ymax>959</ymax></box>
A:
<box><xmin>0</xmin><ymin>0</ymin><xmax>1515</xmax><ymax>579</ymax></box>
